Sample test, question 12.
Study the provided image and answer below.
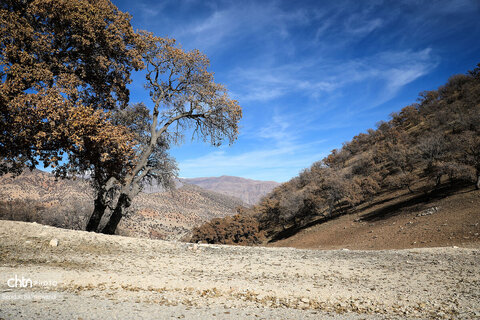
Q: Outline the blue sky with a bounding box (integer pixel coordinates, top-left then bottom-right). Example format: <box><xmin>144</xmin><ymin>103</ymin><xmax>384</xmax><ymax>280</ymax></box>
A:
<box><xmin>112</xmin><ymin>0</ymin><xmax>480</xmax><ymax>182</ymax></box>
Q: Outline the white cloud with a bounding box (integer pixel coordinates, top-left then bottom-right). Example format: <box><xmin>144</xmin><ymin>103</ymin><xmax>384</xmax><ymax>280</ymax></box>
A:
<box><xmin>173</xmin><ymin>1</ymin><xmax>309</xmax><ymax>53</ymax></box>
<box><xmin>178</xmin><ymin>141</ymin><xmax>328</xmax><ymax>182</ymax></box>
<box><xmin>229</xmin><ymin>48</ymin><xmax>438</xmax><ymax>107</ymax></box>
<box><xmin>345</xmin><ymin>16</ymin><xmax>383</xmax><ymax>35</ymax></box>
<box><xmin>229</xmin><ymin>60</ymin><xmax>339</xmax><ymax>102</ymax></box>
<box><xmin>258</xmin><ymin>114</ymin><xmax>291</xmax><ymax>144</ymax></box>
<box><xmin>178</xmin><ymin>108</ymin><xmax>329</xmax><ymax>182</ymax></box>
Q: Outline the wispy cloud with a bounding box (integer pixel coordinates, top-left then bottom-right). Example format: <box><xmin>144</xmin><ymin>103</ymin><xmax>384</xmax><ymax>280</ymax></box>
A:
<box><xmin>258</xmin><ymin>114</ymin><xmax>293</xmax><ymax>146</ymax></box>
<box><xmin>346</xmin><ymin>17</ymin><xmax>383</xmax><ymax>35</ymax></box>
<box><xmin>229</xmin><ymin>48</ymin><xmax>438</xmax><ymax>108</ymax></box>
<box><xmin>179</xmin><ymin>110</ymin><xmax>328</xmax><ymax>182</ymax></box>
<box><xmin>173</xmin><ymin>1</ymin><xmax>309</xmax><ymax>53</ymax></box>
<box><xmin>178</xmin><ymin>142</ymin><xmax>327</xmax><ymax>182</ymax></box>
<box><xmin>229</xmin><ymin>61</ymin><xmax>338</xmax><ymax>102</ymax></box>
<box><xmin>118</xmin><ymin>0</ymin><xmax>479</xmax><ymax>182</ymax></box>
<box><xmin>313</xmin><ymin>1</ymin><xmax>386</xmax><ymax>44</ymax></box>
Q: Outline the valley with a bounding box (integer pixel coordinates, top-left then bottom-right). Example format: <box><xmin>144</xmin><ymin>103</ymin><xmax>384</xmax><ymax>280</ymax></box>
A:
<box><xmin>0</xmin><ymin>170</ymin><xmax>264</xmax><ymax>240</ymax></box>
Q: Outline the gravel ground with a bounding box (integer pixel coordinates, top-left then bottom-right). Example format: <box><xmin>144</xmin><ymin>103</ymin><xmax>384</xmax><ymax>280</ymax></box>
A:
<box><xmin>0</xmin><ymin>221</ymin><xmax>479</xmax><ymax>319</ymax></box>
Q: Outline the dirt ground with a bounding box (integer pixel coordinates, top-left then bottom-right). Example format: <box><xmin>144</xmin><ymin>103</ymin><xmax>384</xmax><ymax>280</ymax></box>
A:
<box><xmin>269</xmin><ymin>186</ymin><xmax>480</xmax><ymax>250</ymax></box>
<box><xmin>1</xmin><ymin>220</ymin><xmax>479</xmax><ymax>319</ymax></box>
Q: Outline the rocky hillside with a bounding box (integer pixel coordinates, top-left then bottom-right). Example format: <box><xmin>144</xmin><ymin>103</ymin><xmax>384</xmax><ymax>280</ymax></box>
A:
<box><xmin>0</xmin><ymin>170</ymin><xmax>244</xmax><ymax>240</ymax></box>
<box><xmin>119</xmin><ymin>184</ymin><xmax>244</xmax><ymax>240</ymax></box>
<box><xmin>182</xmin><ymin>176</ymin><xmax>280</xmax><ymax>205</ymax></box>
<box><xmin>0</xmin><ymin>169</ymin><xmax>91</xmax><ymax>229</ymax></box>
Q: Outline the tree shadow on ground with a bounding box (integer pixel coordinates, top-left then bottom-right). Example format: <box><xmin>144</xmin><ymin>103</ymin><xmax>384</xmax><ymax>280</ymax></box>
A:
<box><xmin>267</xmin><ymin>182</ymin><xmax>474</xmax><ymax>243</ymax></box>
<box><xmin>267</xmin><ymin>211</ymin><xmax>345</xmax><ymax>243</ymax></box>
<box><xmin>359</xmin><ymin>182</ymin><xmax>472</xmax><ymax>222</ymax></box>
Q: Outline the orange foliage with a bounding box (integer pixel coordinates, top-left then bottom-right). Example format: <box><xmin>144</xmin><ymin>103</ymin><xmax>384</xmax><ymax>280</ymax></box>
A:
<box><xmin>0</xmin><ymin>0</ymin><xmax>143</xmax><ymax>175</ymax></box>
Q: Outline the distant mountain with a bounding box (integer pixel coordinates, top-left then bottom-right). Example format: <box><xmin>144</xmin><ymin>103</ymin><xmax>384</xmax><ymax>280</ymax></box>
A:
<box><xmin>0</xmin><ymin>170</ymin><xmax>243</xmax><ymax>240</ymax></box>
<box><xmin>181</xmin><ymin>176</ymin><xmax>280</xmax><ymax>205</ymax></box>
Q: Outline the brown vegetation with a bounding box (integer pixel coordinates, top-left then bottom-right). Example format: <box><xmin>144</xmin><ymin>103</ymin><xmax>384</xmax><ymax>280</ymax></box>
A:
<box><xmin>191</xmin><ymin>63</ymin><xmax>480</xmax><ymax>246</ymax></box>
<box><xmin>1</xmin><ymin>0</ymin><xmax>242</xmax><ymax>235</ymax></box>
<box><xmin>190</xmin><ymin>208</ymin><xmax>265</xmax><ymax>245</ymax></box>
<box><xmin>269</xmin><ymin>183</ymin><xmax>480</xmax><ymax>250</ymax></box>
<box><xmin>0</xmin><ymin>0</ymin><xmax>142</xmax><ymax>176</ymax></box>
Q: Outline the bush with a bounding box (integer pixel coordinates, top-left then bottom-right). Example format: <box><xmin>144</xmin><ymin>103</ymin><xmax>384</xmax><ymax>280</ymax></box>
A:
<box><xmin>190</xmin><ymin>211</ymin><xmax>265</xmax><ymax>245</ymax></box>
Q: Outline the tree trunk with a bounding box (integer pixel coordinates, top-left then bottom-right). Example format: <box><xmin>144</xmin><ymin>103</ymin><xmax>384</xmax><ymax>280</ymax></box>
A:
<box><xmin>327</xmin><ymin>203</ymin><xmax>334</xmax><ymax>218</ymax></box>
<box><xmin>86</xmin><ymin>192</ymin><xmax>107</xmax><ymax>232</ymax></box>
<box><xmin>407</xmin><ymin>184</ymin><xmax>413</xmax><ymax>194</ymax></box>
<box><xmin>101</xmin><ymin>193</ymin><xmax>130</xmax><ymax>235</ymax></box>
<box><xmin>435</xmin><ymin>174</ymin><xmax>442</xmax><ymax>188</ymax></box>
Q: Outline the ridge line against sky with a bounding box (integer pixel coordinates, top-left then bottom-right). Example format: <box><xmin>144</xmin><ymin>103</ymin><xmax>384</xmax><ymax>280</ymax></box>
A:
<box><xmin>112</xmin><ymin>0</ymin><xmax>480</xmax><ymax>182</ymax></box>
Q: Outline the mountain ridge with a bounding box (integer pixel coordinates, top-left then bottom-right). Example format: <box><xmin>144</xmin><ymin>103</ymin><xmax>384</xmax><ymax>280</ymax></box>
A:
<box><xmin>181</xmin><ymin>175</ymin><xmax>280</xmax><ymax>205</ymax></box>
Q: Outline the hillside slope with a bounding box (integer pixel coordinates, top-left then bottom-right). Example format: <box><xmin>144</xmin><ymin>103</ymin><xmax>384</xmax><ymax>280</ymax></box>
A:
<box><xmin>189</xmin><ymin>64</ymin><xmax>480</xmax><ymax>248</ymax></box>
<box><xmin>269</xmin><ymin>184</ymin><xmax>480</xmax><ymax>250</ymax></box>
<box><xmin>120</xmin><ymin>184</ymin><xmax>245</xmax><ymax>240</ymax></box>
<box><xmin>0</xmin><ymin>170</ymin><xmax>243</xmax><ymax>240</ymax></box>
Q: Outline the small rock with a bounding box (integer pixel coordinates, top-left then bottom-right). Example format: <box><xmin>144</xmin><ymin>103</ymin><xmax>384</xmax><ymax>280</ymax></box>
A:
<box><xmin>301</xmin><ymin>298</ymin><xmax>310</xmax><ymax>304</ymax></box>
<box><xmin>49</xmin><ymin>238</ymin><xmax>59</xmax><ymax>247</ymax></box>
<box><xmin>417</xmin><ymin>206</ymin><xmax>439</xmax><ymax>217</ymax></box>
<box><xmin>187</xmin><ymin>243</ymin><xmax>199</xmax><ymax>251</ymax></box>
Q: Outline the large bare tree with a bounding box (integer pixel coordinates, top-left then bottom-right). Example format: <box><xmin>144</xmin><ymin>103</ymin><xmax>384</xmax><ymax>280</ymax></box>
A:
<box><xmin>86</xmin><ymin>34</ymin><xmax>242</xmax><ymax>234</ymax></box>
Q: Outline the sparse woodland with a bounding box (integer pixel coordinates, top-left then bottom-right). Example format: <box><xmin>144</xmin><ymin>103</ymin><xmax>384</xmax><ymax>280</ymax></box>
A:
<box><xmin>190</xmin><ymin>64</ymin><xmax>480</xmax><ymax>245</ymax></box>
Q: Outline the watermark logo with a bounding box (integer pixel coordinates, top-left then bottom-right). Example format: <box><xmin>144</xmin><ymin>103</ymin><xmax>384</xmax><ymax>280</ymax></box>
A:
<box><xmin>1</xmin><ymin>273</ymin><xmax>62</xmax><ymax>300</ymax></box>
<box><xmin>7</xmin><ymin>275</ymin><xmax>33</xmax><ymax>288</ymax></box>
<box><xmin>5</xmin><ymin>274</ymin><xmax>58</xmax><ymax>288</ymax></box>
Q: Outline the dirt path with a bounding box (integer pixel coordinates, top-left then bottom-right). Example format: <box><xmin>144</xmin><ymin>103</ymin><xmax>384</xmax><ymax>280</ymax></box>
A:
<box><xmin>0</xmin><ymin>221</ymin><xmax>479</xmax><ymax>319</ymax></box>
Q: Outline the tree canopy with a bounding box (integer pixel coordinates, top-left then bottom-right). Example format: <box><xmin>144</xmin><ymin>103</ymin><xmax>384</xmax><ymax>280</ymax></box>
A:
<box><xmin>92</xmin><ymin>33</ymin><xmax>241</xmax><ymax>234</ymax></box>
<box><xmin>1</xmin><ymin>0</ymin><xmax>242</xmax><ymax>235</ymax></box>
<box><xmin>0</xmin><ymin>0</ymin><xmax>143</xmax><ymax>175</ymax></box>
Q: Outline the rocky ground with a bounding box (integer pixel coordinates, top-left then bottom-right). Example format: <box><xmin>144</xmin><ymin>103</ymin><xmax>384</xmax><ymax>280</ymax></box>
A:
<box><xmin>1</xmin><ymin>220</ymin><xmax>479</xmax><ymax>319</ymax></box>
